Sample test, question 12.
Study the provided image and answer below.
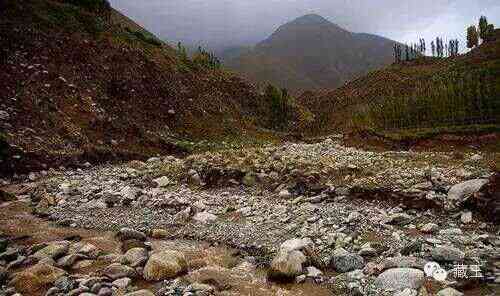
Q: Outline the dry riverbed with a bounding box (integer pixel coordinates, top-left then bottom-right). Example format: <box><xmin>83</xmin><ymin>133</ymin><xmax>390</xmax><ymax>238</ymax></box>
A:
<box><xmin>0</xmin><ymin>138</ymin><xmax>499</xmax><ymax>296</ymax></box>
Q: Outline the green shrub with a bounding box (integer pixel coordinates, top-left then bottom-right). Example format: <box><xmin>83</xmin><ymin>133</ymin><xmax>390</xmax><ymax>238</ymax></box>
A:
<box><xmin>264</xmin><ymin>84</ymin><xmax>291</xmax><ymax>130</ymax></box>
<box><xmin>125</xmin><ymin>28</ymin><xmax>162</xmax><ymax>46</ymax></box>
<box><xmin>192</xmin><ymin>47</ymin><xmax>221</xmax><ymax>70</ymax></box>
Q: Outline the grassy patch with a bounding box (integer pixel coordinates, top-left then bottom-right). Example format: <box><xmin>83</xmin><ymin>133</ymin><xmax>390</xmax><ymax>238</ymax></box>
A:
<box><xmin>124</xmin><ymin>27</ymin><xmax>162</xmax><ymax>47</ymax></box>
<box><xmin>34</xmin><ymin>1</ymin><xmax>106</xmax><ymax>35</ymax></box>
<box><xmin>377</xmin><ymin>124</ymin><xmax>500</xmax><ymax>141</ymax></box>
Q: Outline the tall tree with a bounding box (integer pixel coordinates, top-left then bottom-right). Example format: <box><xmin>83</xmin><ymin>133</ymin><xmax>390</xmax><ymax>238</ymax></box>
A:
<box><xmin>467</xmin><ymin>26</ymin><xmax>479</xmax><ymax>49</ymax></box>
<box><xmin>486</xmin><ymin>24</ymin><xmax>495</xmax><ymax>41</ymax></box>
<box><xmin>479</xmin><ymin>16</ymin><xmax>489</xmax><ymax>42</ymax></box>
<box><xmin>431</xmin><ymin>41</ymin><xmax>436</xmax><ymax>57</ymax></box>
<box><xmin>436</xmin><ymin>37</ymin><xmax>440</xmax><ymax>57</ymax></box>
<box><xmin>394</xmin><ymin>44</ymin><xmax>402</xmax><ymax>63</ymax></box>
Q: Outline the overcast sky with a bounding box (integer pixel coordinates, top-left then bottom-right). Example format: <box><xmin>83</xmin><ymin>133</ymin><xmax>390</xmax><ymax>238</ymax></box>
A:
<box><xmin>110</xmin><ymin>0</ymin><xmax>500</xmax><ymax>52</ymax></box>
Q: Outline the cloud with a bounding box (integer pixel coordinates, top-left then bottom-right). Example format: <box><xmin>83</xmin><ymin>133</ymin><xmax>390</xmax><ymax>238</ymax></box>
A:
<box><xmin>109</xmin><ymin>0</ymin><xmax>500</xmax><ymax>49</ymax></box>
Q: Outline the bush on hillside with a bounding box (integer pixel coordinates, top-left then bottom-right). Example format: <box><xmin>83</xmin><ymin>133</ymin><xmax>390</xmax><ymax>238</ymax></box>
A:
<box><xmin>264</xmin><ymin>84</ymin><xmax>292</xmax><ymax>130</ymax></box>
<box><xmin>64</xmin><ymin>0</ymin><xmax>111</xmax><ymax>14</ymax></box>
<box><xmin>192</xmin><ymin>47</ymin><xmax>221</xmax><ymax>70</ymax></box>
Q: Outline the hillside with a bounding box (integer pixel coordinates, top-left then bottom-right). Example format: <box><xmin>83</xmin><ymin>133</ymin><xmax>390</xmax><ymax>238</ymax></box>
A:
<box><xmin>296</xmin><ymin>30</ymin><xmax>500</xmax><ymax>142</ymax></box>
<box><xmin>0</xmin><ymin>0</ymin><xmax>281</xmax><ymax>175</ymax></box>
<box><xmin>225</xmin><ymin>14</ymin><xmax>397</xmax><ymax>93</ymax></box>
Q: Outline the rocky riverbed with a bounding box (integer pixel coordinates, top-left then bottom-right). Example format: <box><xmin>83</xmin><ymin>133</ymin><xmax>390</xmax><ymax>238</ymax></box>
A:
<box><xmin>0</xmin><ymin>138</ymin><xmax>499</xmax><ymax>295</ymax></box>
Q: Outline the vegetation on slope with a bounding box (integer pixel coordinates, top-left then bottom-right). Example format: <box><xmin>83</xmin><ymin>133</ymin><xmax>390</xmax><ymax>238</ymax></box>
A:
<box><xmin>297</xmin><ymin>29</ymin><xmax>500</xmax><ymax>138</ymax></box>
<box><xmin>0</xmin><ymin>0</ymin><xmax>296</xmax><ymax>175</ymax></box>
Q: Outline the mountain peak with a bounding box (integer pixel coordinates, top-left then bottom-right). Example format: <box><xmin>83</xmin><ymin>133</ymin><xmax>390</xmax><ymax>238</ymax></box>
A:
<box><xmin>291</xmin><ymin>14</ymin><xmax>331</xmax><ymax>25</ymax></box>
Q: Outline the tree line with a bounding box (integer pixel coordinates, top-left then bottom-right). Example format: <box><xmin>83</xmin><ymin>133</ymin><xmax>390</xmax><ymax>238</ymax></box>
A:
<box><xmin>352</xmin><ymin>70</ymin><xmax>499</xmax><ymax>130</ymax></box>
<box><xmin>394</xmin><ymin>16</ymin><xmax>496</xmax><ymax>63</ymax></box>
<box><xmin>394</xmin><ymin>37</ymin><xmax>459</xmax><ymax>62</ymax></box>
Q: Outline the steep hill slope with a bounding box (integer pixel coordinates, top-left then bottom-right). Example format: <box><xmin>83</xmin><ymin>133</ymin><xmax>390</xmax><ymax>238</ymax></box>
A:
<box><xmin>296</xmin><ymin>30</ymin><xmax>500</xmax><ymax>143</ymax></box>
<box><xmin>225</xmin><ymin>14</ymin><xmax>397</xmax><ymax>92</ymax></box>
<box><xmin>0</xmin><ymin>0</ymin><xmax>278</xmax><ymax>175</ymax></box>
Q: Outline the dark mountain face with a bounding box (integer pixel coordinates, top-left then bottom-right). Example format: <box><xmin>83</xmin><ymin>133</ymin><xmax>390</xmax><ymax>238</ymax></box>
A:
<box><xmin>224</xmin><ymin>14</ymin><xmax>397</xmax><ymax>93</ymax></box>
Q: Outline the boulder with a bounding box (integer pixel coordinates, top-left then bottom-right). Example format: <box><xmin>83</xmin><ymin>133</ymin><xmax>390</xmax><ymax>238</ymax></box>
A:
<box><xmin>269</xmin><ymin>249</ymin><xmax>307</xmax><ymax>280</ymax></box>
<box><xmin>57</xmin><ymin>254</ymin><xmax>87</xmax><ymax>268</ymax></box>
<box><xmin>71</xmin><ymin>242</ymin><xmax>100</xmax><ymax>259</ymax></box>
<box><xmin>72</xmin><ymin>259</ymin><xmax>94</xmax><ymax>269</ymax></box>
<box><xmin>279</xmin><ymin>189</ymin><xmax>292</xmax><ymax>199</ymax></box>
<box><xmin>153</xmin><ymin>176</ymin><xmax>171</xmax><ymax>187</ymax></box>
<box><xmin>121</xmin><ymin>239</ymin><xmax>149</xmax><ymax>253</ymax></box>
<box><xmin>54</xmin><ymin>276</ymin><xmax>75</xmax><ymax>292</ymax></box>
<box><xmin>143</xmin><ymin>250</ymin><xmax>187</xmax><ymax>281</ymax></box>
<box><xmin>280</xmin><ymin>238</ymin><xmax>314</xmax><ymax>253</ymax></box>
<box><xmin>98</xmin><ymin>287</ymin><xmax>113</xmax><ymax>296</ymax></box>
<box><xmin>268</xmin><ymin>238</ymin><xmax>316</xmax><ymax>281</ymax></box>
<box><xmin>193</xmin><ymin>212</ymin><xmax>217</xmax><ymax>224</ymax></box>
<box><xmin>190</xmin><ymin>282</ymin><xmax>215</xmax><ymax>294</ymax></box>
<box><xmin>447</xmin><ymin>179</ymin><xmax>488</xmax><ymax>209</ymax></box>
<box><xmin>124</xmin><ymin>247</ymin><xmax>148</xmax><ymax>267</ymax></box>
<box><xmin>10</xmin><ymin>263</ymin><xmax>66</xmax><ymax>294</ymax></box>
<box><xmin>436</xmin><ymin>287</ymin><xmax>463</xmax><ymax>296</ymax></box>
<box><xmin>116</xmin><ymin>228</ymin><xmax>147</xmax><ymax>242</ymax></box>
<box><xmin>124</xmin><ymin>290</ymin><xmax>155</xmax><ymax>296</ymax></box>
<box><xmin>31</xmin><ymin>241</ymin><xmax>70</xmax><ymax>261</ymax></box>
<box><xmin>0</xmin><ymin>247</ymin><xmax>20</xmax><ymax>261</ymax></box>
<box><xmin>102</xmin><ymin>263</ymin><xmax>137</xmax><ymax>280</ymax></box>
<box><xmin>305</xmin><ymin>266</ymin><xmax>323</xmax><ymax>278</ymax></box>
<box><xmin>375</xmin><ymin>268</ymin><xmax>424</xmax><ymax>291</ymax></box>
<box><xmin>379</xmin><ymin>257</ymin><xmax>427</xmax><ymax>272</ymax></box>
<box><xmin>150</xmin><ymin>229</ymin><xmax>168</xmax><ymax>239</ymax></box>
<box><xmin>430</xmin><ymin>246</ymin><xmax>465</xmax><ymax>262</ymax></box>
<box><xmin>329</xmin><ymin>248</ymin><xmax>365</xmax><ymax>273</ymax></box>
<box><xmin>112</xmin><ymin>277</ymin><xmax>131</xmax><ymax>289</ymax></box>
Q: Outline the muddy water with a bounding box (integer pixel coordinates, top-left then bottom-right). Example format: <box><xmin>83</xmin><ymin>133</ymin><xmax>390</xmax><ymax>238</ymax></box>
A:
<box><xmin>0</xmin><ymin>196</ymin><xmax>332</xmax><ymax>296</ymax></box>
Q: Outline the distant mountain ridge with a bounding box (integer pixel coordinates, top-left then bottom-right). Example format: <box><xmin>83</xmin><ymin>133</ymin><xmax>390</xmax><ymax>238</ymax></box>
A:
<box><xmin>224</xmin><ymin>14</ymin><xmax>398</xmax><ymax>92</ymax></box>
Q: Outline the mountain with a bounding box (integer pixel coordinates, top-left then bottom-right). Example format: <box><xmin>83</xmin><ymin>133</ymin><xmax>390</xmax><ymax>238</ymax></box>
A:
<box><xmin>0</xmin><ymin>0</ymin><xmax>283</xmax><ymax>175</ymax></box>
<box><xmin>224</xmin><ymin>14</ymin><xmax>398</xmax><ymax>92</ymax></box>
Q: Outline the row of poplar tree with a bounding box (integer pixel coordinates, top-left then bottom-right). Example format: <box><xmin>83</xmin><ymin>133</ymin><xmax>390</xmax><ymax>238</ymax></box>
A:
<box><xmin>394</xmin><ymin>16</ymin><xmax>495</xmax><ymax>63</ymax></box>
<box><xmin>394</xmin><ymin>38</ymin><xmax>460</xmax><ymax>62</ymax></box>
